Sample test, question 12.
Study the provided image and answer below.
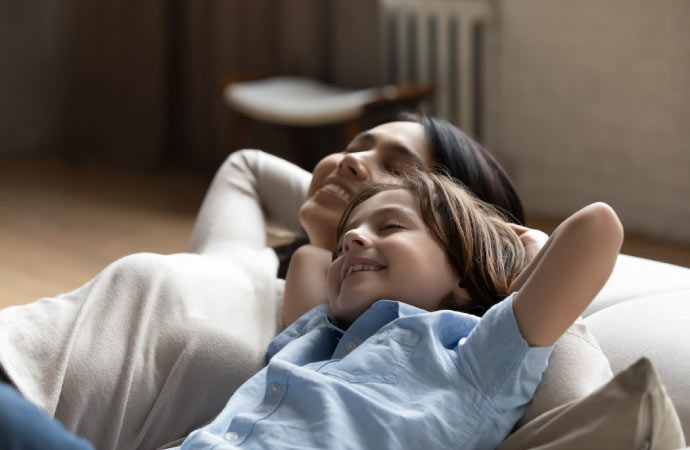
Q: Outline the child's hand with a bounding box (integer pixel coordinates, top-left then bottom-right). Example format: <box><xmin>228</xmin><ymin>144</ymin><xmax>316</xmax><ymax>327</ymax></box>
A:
<box><xmin>509</xmin><ymin>224</ymin><xmax>549</xmax><ymax>265</ymax></box>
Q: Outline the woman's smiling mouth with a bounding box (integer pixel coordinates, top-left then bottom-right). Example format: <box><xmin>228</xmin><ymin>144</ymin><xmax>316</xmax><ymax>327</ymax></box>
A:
<box><xmin>321</xmin><ymin>183</ymin><xmax>352</xmax><ymax>202</ymax></box>
<box><xmin>316</xmin><ymin>177</ymin><xmax>355</xmax><ymax>203</ymax></box>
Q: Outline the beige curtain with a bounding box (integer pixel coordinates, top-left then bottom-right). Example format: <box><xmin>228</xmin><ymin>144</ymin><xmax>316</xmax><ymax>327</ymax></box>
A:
<box><xmin>64</xmin><ymin>0</ymin><xmax>170</xmax><ymax>167</ymax></box>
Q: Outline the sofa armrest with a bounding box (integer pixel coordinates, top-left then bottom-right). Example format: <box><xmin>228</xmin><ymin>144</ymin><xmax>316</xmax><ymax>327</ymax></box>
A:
<box><xmin>583</xmin><ymin>254</ymin><xmax>690</xmax><ymax>442</ymax></box>
<box><xmin>585</xmin><ymin>254</ymin><xmax>690</xmax><ymax>316</ymax></box>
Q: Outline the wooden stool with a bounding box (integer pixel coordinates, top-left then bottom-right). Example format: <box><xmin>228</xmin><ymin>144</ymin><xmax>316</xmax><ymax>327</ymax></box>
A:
<box><xmin>222</xmin><ymin>75</ymin><xmax>434</xmax><ymax>168</ymax></box>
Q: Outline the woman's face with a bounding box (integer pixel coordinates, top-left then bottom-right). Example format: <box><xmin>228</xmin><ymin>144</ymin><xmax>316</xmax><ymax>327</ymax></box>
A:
<box><xmin>299</xmin><ymin>121</ymin><xmax>432</xmax><ymax>250</ymax></box>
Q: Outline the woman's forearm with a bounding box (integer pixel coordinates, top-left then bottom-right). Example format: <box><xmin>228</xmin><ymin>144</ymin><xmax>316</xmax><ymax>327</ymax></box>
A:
<box><xmin>189</xmin><ymin>150</ymin><xmax>310</xmax><ymax>254</ymax></box>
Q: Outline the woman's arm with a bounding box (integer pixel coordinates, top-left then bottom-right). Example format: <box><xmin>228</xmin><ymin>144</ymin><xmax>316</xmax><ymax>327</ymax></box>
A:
<box><xmin>188</xmin><ymin>150</ymin><xmax>311</xmax><ymax>254</ymax></box>
<box><xmin>512</xmin><ymin>203</ymin><xmax>623</xmax><ymax>347</ymax></box>
<box><xmin>282</xmin><ymin>244</ymin><xmax>332</xmax><ymax>328</ymax></box>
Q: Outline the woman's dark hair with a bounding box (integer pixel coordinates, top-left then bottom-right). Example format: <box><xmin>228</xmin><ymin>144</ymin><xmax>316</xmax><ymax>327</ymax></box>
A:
<box><xmin>402</xmin><ymin>113</ymin><xmax>525</xmax><ymax>225</ymax></box>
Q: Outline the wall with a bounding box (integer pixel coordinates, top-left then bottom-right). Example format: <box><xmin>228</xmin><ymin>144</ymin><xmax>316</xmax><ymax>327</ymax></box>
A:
<box><xmin>488</xmin><ymin>0</ymin><xmax>690</xmax><ymax>244</ymax></box>
<box><xmin>0</xmin><ymin>2</ymin><xmax>65</xmax><ymax>155</ymax></box>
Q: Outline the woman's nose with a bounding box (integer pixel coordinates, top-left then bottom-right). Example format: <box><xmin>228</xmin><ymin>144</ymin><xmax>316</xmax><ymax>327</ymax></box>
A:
<box><xmin>337</xmin><ymin>152</ymin><xmax>370</xmax><ymax>181</ymax></box>
<box><xmin>342</xmin><ymin>228</ymin><xmax>370</xmax><ymax>253</ymax></box>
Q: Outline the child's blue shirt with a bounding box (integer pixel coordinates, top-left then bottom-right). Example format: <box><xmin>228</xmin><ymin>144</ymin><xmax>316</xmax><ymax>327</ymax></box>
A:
<box><xmin>180</xmin><ymin>293</ymin><xmax>553</xmax><ymax>450</ymax></box>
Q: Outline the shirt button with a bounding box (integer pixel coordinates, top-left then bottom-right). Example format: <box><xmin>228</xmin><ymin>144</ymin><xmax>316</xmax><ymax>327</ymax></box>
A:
<box><xmin>345</xmin><ymin>341</ymin><xmax>357</xmax><ymax>352</ymax></box>
<box><xmin>225</xmin><ymin>431</ymin><xmax>239</xmax><ymax>442</ymax></box>
<box><xmin>376</xmin><ymin>331</ymin><xmax>389</xmax><ymax>342</ymax></box>
<box><xmin>269</xmin><ymin>382</ymin><xmax>282</xmax><ymax>396</ymax></box>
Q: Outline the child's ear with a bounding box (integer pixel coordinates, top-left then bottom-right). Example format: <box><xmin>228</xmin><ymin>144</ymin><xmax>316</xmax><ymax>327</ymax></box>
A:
<box><xmin>452</xmin><ymin>283</ymin><xmax>471</xmax><ymax>303</ymax></box>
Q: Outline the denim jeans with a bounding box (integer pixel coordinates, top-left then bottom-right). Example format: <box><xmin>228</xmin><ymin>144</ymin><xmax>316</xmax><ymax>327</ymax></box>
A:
<box><xmin>0</xmin><ymin>381</ymin><xmax>94</xmax><ymax>450</ymax></box>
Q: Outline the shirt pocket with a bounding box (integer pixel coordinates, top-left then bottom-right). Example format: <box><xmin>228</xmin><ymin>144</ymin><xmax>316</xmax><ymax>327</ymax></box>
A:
<box><xmin>319</xmin><ymin>327</ymin><xmax>420</xmax><ymax>384</ymax></box>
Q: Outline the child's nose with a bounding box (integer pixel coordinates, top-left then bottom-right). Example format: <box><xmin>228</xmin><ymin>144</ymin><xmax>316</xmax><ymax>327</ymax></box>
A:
<box><xmin>343</xmin><ymin>229</ymin><xmax>368</xmax><ymax>253</ymax></box>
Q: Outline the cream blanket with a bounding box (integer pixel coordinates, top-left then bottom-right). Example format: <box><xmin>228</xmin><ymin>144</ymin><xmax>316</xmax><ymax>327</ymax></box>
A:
<box><xmin>0</xmin><ymin>150</ymin><xmax>310</xmax><ymax>450</ymax></box>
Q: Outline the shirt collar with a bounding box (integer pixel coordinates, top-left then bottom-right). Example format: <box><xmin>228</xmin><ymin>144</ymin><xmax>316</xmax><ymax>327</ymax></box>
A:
<box><xmin>330</xmin><ymin>300</ymin><xmax>425</xmax><ymax>346</ymax></box>
<box><xmin>269</xmin><ymin>300</ymin><xmax>429</xmax><ymax>362</ymax></box>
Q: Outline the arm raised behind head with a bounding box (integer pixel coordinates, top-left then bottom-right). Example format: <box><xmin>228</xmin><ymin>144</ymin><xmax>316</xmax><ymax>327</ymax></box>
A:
<box><xmin>189</xmin><ymin>150</ymin><xmax>310</xmax><ymax>255</ymax></box>
<box><xmin>282</xmin><ymin>244</ymin><xmax>332</xmax><ymax>328</ymax></box>
<box><xmin>511</xmin><ymin>202</ymin><xmax>623</xmax><ymax>347</ymax></box>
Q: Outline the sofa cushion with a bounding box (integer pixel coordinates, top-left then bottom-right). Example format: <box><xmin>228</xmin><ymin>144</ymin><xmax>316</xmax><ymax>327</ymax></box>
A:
<box><xmin>586</xmin><ymin>254</ymin><xmax>690</xmax><ymax>316</ymax></box>
<box><xmin>585</xmin><ymin>293</ymin><xmax>690</xmax><ymax>443</ymax></box>
<box><xmin>517</xmin><ymin>317</ymin><xmax>612</xmax><ymax>427</ymax></box>
<box><xmin>498</xmin><ymin>358</ymin><xmax>686</xmax><ymax>450</ymax></box>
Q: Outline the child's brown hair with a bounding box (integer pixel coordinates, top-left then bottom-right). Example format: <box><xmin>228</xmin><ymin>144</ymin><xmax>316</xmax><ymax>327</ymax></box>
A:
<box><xmin>335</xmin><ymin>170</ymin><xmax>527</xmax><ymax>316</ymax></box>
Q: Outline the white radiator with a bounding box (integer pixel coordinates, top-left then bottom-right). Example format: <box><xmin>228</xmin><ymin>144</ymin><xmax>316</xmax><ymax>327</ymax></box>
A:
<box><xmin>381</xmin><ymin>0</ymin><xmax>493</xmax><ymax>137</ymax></box>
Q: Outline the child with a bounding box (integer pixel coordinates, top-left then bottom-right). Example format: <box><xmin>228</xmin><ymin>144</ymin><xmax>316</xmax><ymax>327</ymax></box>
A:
<box><xmin>180</xmin><ymin>170</ymin><xmax>623</xmax><ymax>449</ymax></box>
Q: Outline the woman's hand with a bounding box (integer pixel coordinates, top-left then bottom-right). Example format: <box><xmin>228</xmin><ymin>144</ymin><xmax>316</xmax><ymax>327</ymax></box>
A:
<box><xmin>509</xmin><ymin>224</ymin><xmax>549</xmax><ymax>266</ymax></box>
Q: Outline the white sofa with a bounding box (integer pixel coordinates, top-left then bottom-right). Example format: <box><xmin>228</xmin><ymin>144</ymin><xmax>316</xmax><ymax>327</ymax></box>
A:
<box><xmin>583</xmin><ymin>254</ymin><xmax>690</xmax><ymax>442</ymax></box>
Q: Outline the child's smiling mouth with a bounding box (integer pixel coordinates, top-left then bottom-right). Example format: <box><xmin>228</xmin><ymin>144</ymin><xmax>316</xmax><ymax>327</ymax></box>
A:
<box><xmin>344</xmin><ymin>263</ymin><xmax>383</xmax><ymax>278</ymax></box>
<box><xmin>341</xmin><ymin>258</ymin><xmax>386</xmax><ymax>281</ymax></box>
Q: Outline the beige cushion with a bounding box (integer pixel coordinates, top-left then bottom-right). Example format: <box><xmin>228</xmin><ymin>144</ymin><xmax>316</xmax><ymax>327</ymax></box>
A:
<box><xmin>585</xmin><ymin>254</ymin><xmax>690</xmax><ymax>316</ymax></box>
<box><xmin>498</xmin><ymin>358</ymin><xmax>686</xmax><ymax>450</ymax></box>
<box><xmin>517</xmin><ymin>318</ymin><xmax>613</xmax><ymax>427</ymax></box>
<box><xmin>585</xmin><ymin>293</ymin><xmax>690</xmax><ymax>443</ymax></box>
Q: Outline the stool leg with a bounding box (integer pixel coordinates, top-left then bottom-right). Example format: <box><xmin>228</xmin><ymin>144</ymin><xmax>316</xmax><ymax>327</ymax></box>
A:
<box><xmin>227</xmin><ymin>111</ymin><xmax>249</xmax><ymax>154</ymax></box>
<box><xmin>344</xmin><ymin>117</ymin><xmax>361</xmax><ymax>142</ymax></box>
<box><xmin>290</xmin><ymin>126</ymin><xmax>315</xmax><ymax>170</ymax></box>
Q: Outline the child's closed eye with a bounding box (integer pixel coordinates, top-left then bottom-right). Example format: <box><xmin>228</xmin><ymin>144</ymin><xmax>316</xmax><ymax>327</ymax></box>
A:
<box><xmin>380</xmin><ymin>222</ymin><xmax>405</xmax><ymax>232</ymax></box>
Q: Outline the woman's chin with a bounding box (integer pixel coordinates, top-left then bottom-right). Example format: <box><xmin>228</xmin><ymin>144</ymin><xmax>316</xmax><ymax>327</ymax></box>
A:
<box><xmin>301</xmin><ymin>195</ymin><xmax>343</xmax><ymax>217</ymax></box>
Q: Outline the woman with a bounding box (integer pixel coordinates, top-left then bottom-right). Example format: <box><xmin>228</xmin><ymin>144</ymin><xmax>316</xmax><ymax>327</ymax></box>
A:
<box><xmin>0</xmin><ymin>115</ymin><xmax>525</xmax><ymax>450</ymax></box>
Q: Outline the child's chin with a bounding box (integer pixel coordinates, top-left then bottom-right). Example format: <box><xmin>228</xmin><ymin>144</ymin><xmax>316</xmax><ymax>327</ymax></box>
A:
<box><xmin>332</xmin><ymin>302</ymin><xmax>372</xmax><ymax>327</ymax></box>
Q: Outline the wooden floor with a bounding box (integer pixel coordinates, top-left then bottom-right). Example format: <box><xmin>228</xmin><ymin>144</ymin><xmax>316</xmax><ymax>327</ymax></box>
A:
<box><xmin>1</xmin><ymin>156</ymin><xmax>689</xmax><ymax>309</ymax></box>
<box><xmin>0</xmin><ymin>157</ymin><xmax>210</xmax><ymax>308</ymax></box>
